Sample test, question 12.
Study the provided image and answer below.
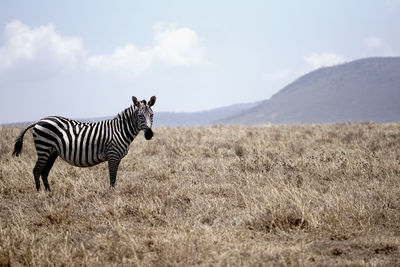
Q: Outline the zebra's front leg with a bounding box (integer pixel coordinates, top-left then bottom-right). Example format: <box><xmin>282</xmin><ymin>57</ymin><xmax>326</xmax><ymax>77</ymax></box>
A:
<box><xmin>108</xmin><ymin>158</ymin><xmax>121</xmax><ymax>188</ymax></box>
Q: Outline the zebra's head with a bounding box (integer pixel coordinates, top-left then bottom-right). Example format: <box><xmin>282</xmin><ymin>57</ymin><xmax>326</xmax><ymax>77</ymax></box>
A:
<box><xmin>132</xmin><ymin>96</ymin><xmax>156</xmax><ymax>140</ymax></box>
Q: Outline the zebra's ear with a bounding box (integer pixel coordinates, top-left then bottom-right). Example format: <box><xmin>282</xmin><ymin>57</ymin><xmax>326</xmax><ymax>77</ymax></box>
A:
<box><xmin>148</xmin><ymin>96</ymin><xmax>156</xmax><ymax>107</ymax></box>
<box><xmin>132</xmin><ymin>96</ymin><xmax>140</xmax><ymax>108</ymax></box>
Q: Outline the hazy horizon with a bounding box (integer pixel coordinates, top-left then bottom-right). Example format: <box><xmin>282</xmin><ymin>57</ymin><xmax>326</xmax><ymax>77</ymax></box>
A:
<box><xmin>1</xmin><ymin>1</ymin><xmax>399</xmax><ymax>124</ymax></box>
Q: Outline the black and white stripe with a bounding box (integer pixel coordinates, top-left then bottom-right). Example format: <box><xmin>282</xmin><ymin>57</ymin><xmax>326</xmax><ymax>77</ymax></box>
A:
<box><xmin>12</xmin><ymin>96</ymin><xmax>156</xmax><ymax>191</ymax></box>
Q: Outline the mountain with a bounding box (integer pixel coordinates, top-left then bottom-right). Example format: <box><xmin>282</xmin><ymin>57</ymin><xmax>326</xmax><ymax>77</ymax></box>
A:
<box><xmin>4</xmin><ymin>57</ymin><xmax>399</xmax><ymax>127</ymax></box>
<box><xmin>220</xmin><ymin>57</ymin><xmax>400</xmax><ymax>125</ymax></box>
<box><xmin>153</xmin><ymin>102</ymin><xmax>259</xmax><ymax>126</ymax></box>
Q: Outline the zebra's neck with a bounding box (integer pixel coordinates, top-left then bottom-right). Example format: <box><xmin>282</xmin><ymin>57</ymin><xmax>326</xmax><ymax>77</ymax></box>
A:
<box><xmin>114</xmin><ymin>106</ymin><xmax>140</xmax><ymax>143</ymax></box>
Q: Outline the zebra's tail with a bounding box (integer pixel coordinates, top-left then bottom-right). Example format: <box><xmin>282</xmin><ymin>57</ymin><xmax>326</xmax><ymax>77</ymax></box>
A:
<box><xmin>12</xmin><ymin>123</ymin><xmax>37</xmax><ymax>157</ymax></box>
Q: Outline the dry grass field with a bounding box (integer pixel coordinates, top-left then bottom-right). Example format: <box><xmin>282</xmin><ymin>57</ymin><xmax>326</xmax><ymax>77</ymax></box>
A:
<box><xmin>0</xmin><ymin>123</ymin><xmax>399</xmax><ymax>266</ymax></box>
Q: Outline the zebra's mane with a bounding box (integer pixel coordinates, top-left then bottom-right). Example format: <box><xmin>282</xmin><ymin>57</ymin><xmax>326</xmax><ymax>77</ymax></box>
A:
<box><xmin>113</xmin><ymin>105</ymin><xmax>136</xmax><ymax>120</ymax></box>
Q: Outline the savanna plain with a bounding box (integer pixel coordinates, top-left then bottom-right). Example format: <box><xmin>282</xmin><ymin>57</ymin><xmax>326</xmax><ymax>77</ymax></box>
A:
<box><xmin>0</xmin><ymin>123</ymin><xmax>399</xmax><ymax>266</ymax></box>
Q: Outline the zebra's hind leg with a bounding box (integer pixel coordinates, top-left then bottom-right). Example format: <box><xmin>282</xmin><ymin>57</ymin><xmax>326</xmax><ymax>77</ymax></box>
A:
<box><xmin>40</xmin><ymin>151</ymin><xmax>58</xmax><ymax>191</ymax></box>
<box><xmin>33</xmin><ymin>158</ymin><xmax>47</xmax><ymax>191</ymax></box>
<box><xmin>33</xmin><ymin>147</ymin><xmax>53</xmax><ymax>191</ymax></box>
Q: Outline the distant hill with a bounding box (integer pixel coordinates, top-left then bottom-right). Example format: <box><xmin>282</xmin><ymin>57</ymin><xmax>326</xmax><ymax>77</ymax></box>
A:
<box><xmin>1</xmin><ymin>102</ymin><xmax>258</xmax><ymax>127</ymax></box>
<box><xmin>154</xmin><ymin>102</ymin><xmax>259</xmax><ymax>126</ymax></box>
<box><xmin>220</xmin><ymin>57</ymin><xmax>400</xmax><ymax>124</ymax></box>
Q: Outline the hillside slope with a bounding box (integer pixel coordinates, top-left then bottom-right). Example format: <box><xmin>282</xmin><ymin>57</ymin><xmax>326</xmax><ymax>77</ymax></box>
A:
<box><xmin>221</xmin><ymin>57</ymin><xmax>400</xmax><ymax>124</ymax></box>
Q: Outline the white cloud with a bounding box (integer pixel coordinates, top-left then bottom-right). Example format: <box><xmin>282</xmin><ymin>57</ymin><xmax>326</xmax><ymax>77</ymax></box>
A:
<box><xmin>0</xmin><ymin>20</ymin><xmax>84</xmax><ymax>77</ymax></box>
<box><xmin>87</xmin><ymin>44</ymin><xmax>153</xmax><ymax>74</ymax></box>
<box><xmin>262</xmin><ymin>68</ymin><xmax>293</xmax><ymax>82</ymax></box>
<box><xmin>87</xmin><ymin>23</ymin><xmax>207</xmax><ymax>75</ymax></box>
<box><xmin>364</xmin><ymin>35</ymin><xmax>396</xmax><ymax>56</ymax></box>
<box><xmin>304</xmin><ymin>52</ymin><xmax>345</xmax><ymax>70</ymax></box>
<box><xmin>153</xmin><ymin>23</ymin><xmax>206</xmax><ymax>66</ymax></box>
<box><xmin>0</xmin><ymin>21</ymin><xmax>207</xmax><ymax>81</ymax></box>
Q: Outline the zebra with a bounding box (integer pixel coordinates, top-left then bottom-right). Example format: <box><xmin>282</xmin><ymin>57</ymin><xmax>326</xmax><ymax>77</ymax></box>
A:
<box><xmin>12</xmin><ymin>96</ymin><xmax>156</xmax><ymax>191</ymax></box>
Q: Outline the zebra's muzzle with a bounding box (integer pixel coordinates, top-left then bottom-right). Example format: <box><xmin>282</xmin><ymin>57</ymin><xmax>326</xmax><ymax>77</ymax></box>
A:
<box><xmin>144</xmin><ymin>128</ymin><xmax>153</xmax><ymax>140</ymax></box>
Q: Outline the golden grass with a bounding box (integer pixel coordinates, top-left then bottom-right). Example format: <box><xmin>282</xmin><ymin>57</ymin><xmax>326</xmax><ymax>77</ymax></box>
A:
<box><xmin>0</xmin><ymin>123</ymin><xmax>399</xmax><ymax>266</ymax></box>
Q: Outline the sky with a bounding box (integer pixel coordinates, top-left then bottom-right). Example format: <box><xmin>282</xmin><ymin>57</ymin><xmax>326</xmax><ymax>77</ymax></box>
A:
<box><xmin>0</xmin><ymin>0</ymin><xmax>399</xmax><ymax>124</ymax></box>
